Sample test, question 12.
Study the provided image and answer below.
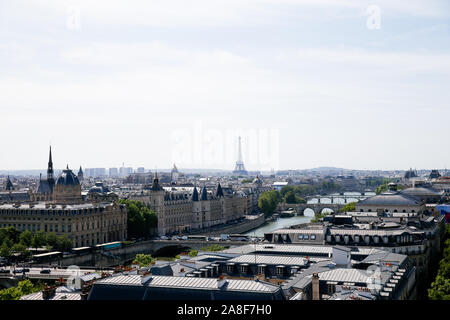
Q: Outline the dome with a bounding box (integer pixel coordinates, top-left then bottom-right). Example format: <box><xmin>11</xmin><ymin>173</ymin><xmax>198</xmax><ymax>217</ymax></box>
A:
<box><xmin>56</xmin><ymin>168</ymin><xmax>80</xmax><ymax>186</ymax></box>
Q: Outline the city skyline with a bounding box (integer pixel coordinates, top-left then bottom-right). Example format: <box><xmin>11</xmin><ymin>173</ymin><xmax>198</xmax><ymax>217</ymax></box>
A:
<box><xmin>1</xmin><ymin>1</ymin><xmax>450</xmax><ymax>171</ymax></box>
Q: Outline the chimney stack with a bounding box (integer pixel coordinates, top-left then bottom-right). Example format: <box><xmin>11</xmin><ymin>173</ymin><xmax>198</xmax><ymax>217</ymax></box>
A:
<box><xmin>42</xmin><ymin>286</ymin><xmax>56</xmax><ymax>300</ymax></box>
<box><xmin>312</xmin><ymin>273</ymin><xmax>320</xmax><ymax>300</ymax></box>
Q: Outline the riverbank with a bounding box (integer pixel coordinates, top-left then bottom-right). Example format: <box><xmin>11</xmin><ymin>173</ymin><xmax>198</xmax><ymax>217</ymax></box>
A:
<box><xmin>186</xmin><ymin>214</ymin><xmax>265</xmax><ymax>236</ymax></box>
<box><xmin>244</xmin><ymin>215</ymin><xmax>313</xmax><ymax>237</ymax></box>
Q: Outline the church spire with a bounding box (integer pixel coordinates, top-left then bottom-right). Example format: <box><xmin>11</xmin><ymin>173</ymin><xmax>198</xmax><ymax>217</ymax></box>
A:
<box><xmin>47</xmin><ymin>145</ymin><xmax>55</xmax><ymax>188</ymax></box>
<box><xmin>150</xmin><ymin>170</ymin><xmax>163</xmax><ymax>191</ymax></box>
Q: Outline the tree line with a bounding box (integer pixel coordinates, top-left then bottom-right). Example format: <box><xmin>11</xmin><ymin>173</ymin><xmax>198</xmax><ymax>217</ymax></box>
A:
<box><xmin>428</xmin><ymin>224</ymin><xmax>450</xmax><ymax>300</ymax></box>
<box><xmin>118</xmin><ymin>199</ymin><xmax>158</xmax><ymax>239</ymax></box>
<box><xmin>0</xmin><ymin>227</ymin><xmax>72</xmax><ymax>259</ymax></box>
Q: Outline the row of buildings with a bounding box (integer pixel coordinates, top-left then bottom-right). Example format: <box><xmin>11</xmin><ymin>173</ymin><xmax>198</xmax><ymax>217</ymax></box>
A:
<box><xmin>0</xmin><ymin>148</ymin><xmax>127</xmax><ymax>248</ymax></box>
<box><xmin>20</xmin><ymin>243</ymin><xmax>417</xmax><ymax>300</ymax></box>
<box><xmin>126</xmin><ymin>174</ymin><xmax>269</xmax><ymax>236</ymax></box>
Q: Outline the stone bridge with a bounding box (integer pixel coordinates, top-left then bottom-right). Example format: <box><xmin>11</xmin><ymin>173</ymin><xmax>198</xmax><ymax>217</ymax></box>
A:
<box><xmin>278</xmin><ymin>202</ymin><xmax>345</xmax><ymax>215</ymax></box>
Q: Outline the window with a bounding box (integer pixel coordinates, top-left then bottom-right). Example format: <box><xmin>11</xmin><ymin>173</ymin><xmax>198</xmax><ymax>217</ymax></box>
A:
<box><xmin>304</xmin><ymin>234</ymin><xmax>309</xmax><ymax>240</ymax></box>
<box><xmin>311</xmin><ymin>235</ymin><xmax>316</xmax><ymax>240</ymax></box>
<box><xmin>227</xmin><ymin>265</ymin><xmax>234</xmax><ymax>273</ymax></box>
<box><xmin>276</xmin><ymin>267</ymin><xmax>284</xmax><ymax>276</ymax></box>
<box><xmin>327</xmin><ymin>284</ymin><xmax>336</xmax><ymax>294</ymax></box>
<box><xmin>298</xmin><ymin>234</ymin><xmax>303</xmax><ymax>240</ymax></box>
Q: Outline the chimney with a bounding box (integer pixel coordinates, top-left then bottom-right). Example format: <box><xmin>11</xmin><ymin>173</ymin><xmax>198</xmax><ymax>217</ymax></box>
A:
<box><xmin>42</xmin><ymin>286</ymin><xmax>56</xmax><ymax>300</ymax></box>
<box><xmin>217</xmin><ymin>275</ymin><xmax>228</xmax><ymax>289</ymax></box>
<box><xmin>141</xmin><ymin>272</ymin><xmax>152</xmax><ymax>285</ymax></box>
<box><xmin>312</xmin><ymin>273</ymin><xmax>320</xmax><ymax>300</ymax></box>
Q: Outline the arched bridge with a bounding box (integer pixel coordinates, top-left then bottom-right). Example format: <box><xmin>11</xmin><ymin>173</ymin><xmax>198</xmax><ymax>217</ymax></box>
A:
<box><xmin>278</xmin><ymin>203</ymin><xmax>345</xmax><ymax>215</ymax></box>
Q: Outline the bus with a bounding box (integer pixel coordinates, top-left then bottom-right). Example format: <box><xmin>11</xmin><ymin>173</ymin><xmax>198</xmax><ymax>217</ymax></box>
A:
<box><xmin>187</xmin><ymin>235</ymin><xmax>207</xmax><ymax>241</ymax></box>
<box><xmin>33</xmin><ymin>251</ymin><xmax>63</xmax><ymax>263</ymax></box>
<box><xmin>229</xmin><ymin>234</ymin><xmax>250</xmax><ymax>241</ymax></box>
<box><xmin>94</xmin><ymin>241</ymin><xmax>122</xmax><ymax>251</ymax></box>
<box><xmin>71</xmin><ymin>247</ymin><xmax>92</xmax><ymax>255</ymax></box>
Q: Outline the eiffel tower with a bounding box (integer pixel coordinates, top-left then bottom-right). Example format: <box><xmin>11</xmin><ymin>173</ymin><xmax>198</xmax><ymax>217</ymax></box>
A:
<box><xmin>233</xmin><ymin>136</ymin><xmax>248</xmax><ymax>176</ymax></box>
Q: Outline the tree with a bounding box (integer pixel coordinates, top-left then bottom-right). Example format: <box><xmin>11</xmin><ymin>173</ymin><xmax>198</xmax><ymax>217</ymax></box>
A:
<box><xmin>188</xmin><ymin>249</ymin><xmax>198</xmax><ymax>257</ymax></box>
<box><xmin>428</xmin><ymin>226</ymin><xmax>450</xmax><ymax>300</ymax></box>
<box><xmin>284</xmin><ymin>191</ymin><xmax>305</xmax><ymax>204</ymax></box>
<box><xmin>0</xmin><ymin>279</ymin><xmax>42</xmax><ymax>300</ymax></box>
<box><xmin>55</xmin><ymin>235</ymin><xmax>72</xmax><ymax>252</ymax></box>
<box><xmin>201</xmin><ymin>244</ymin><xmax>226</xmax><ymax>252</ymax></box>
<box><xmin>133</xmin><ymin>254</ymin><xmax>155</xmax><ymax>267</ymax></box>
<box><xmin>11</xmin><ymin>243</ymin><xmax>28</xmax><ymax>257</ymax></box>
<box><xmin>31</xmin><ymin>231</ymin><xmax>46</xmax><ymax>249</ymax></box>
<box><xmin>118</xmin><ymin>199</ymin><xmax>158</xmax><ymax>239</ymax></box>
<box><xmin>258</xmin><ymin>190</ymin><xmax>280</xmax><ymax>216</ymax></box>
<box><xmin>45</xmin><ymin>233</ymin><xmax>58</xmax><ymax>249</ymax></box>
<box><xmin>339</xmin><ymin>202</ymin><xmax>357</xmax><ymax>213</ymax></box>
<box><xmin>0</xmin><ymin>238</ymin><xmax>13</xmax><ymax>258</ymax></box>
<box><xmin>0</xmin><ymin>227</ymin><xmax>20</xmax><ymax>244</ymax></box>
<box><xmin>19</xmin><ymin>230</ymin><xmax>32</xmax><ymax>247</ymax></box>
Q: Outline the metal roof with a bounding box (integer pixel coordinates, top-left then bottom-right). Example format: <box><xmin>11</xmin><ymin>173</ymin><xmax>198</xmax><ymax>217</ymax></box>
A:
<box><xmin>94</xmin><ymin>274</ymin><xmax>280</xmax><ymax>293</ymax></box>
<box><xmin>223</xmin><ymin>244</ymin><xmax>382</xmax><ymax>257</ymax></box>
<box><xmin>317</xmin><ymin>268</ymin><xmax>370</xmax><ymax>283</ymax></box>
<box><xmin>20</xmin><ymin>292</ymin><xmax>81</xmax><ymax>300</ymax></box>
<box><xmin>228</xmin><ymin>254</ymin><xmax>307</xmax><ymax>266</ymax></box>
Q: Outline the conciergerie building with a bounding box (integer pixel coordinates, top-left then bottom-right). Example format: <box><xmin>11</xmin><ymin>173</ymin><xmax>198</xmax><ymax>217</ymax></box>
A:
<box><xmin>0</xmin><ymin>147</ymin><xmax>127</xmax><ymax>247</ymax></box>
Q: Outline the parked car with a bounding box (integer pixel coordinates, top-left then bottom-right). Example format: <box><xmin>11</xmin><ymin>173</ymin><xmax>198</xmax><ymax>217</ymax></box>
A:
<box><xmin>40</xmin><ymin>269</ymin><xmax>51</xmax><ymax>274</ymax></box>
<box><xmin>181</xmin><ymin>236</ymin><xmax>188</xmax><ymax>240</ymax></box>
<box><xmin>160</xmin><ymin>236</ymin><xmax>169</xmax><ymax>240</ymax></box>
<box><xmin>0</xmin><ymin>269</ymin><xmax>10</xmax><ymax>274</ymax></box>
<box><xmin>22</xmin><ymin>268</ymin><xmax>30</xmax><ymax>273</ymax></box>
<box><xmin>13</xmin><ymin>268</ymin><xmax>24</xmax><ymax>274</ymax></box>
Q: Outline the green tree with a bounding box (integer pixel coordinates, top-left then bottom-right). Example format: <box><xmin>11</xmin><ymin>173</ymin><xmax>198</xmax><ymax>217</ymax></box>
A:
<box><xmin>45</xmin><ymin>233</ymin><xmax>58</xmax><ymax>249</ymax></box>
<box><xmin>31</xmin><ymin>231</ymin><xmax>46</xmax><ymax>249</ymax></box>
<box><xmin>0</xmin><ymin>227</ymin><xmax>20</xmax><ymax>244</ymax></box>
<box><xmin>201</xmin><ymin>244</ymin><xmax>226</xmax><ymax>252</ymax></box>
<box><xmin>118</xmin><ymin>199</ymin><xmax>158</xmax><ymax>239</ymax></box>
<box><xmin>188</xmin><ymin>249</ymin><xmax>198</xmax><ymax>257</ymax></box>
<box><xmin>0</xmin><ymin>238</ymin><xmax>13</xmax><ymax>258</ymax></box>
<box><xmin>11</xmin><ymin>243</ymin><xmax>28</xmax><ymax>257</ymax></box>
<box><xmin>339</xmin><ymin>202</ymin><xmax>357</xmax><ymax>213</ymax></box>
<box><xmin>428</xmin><ymin>226</ymin><xmax>450</xmax><ymax>300</ymax></box>
<box><xmin>19</xmin><ymin>230</ymin><xmax>32</xmax><ymax>247</ymax></box>
<box><xmin>133</xmin><ymin>254</ymin><xmax>155</xmax><ymax>267</ymax></box>
<box><xmin>284</xmin><ymin>191</ymin><xmax>306</xmax><ymax>204</ymax></box>
<box><xmin>55</xmin><ymin>235</ymin><xmax>72</xmax><ymax>252</ymax></box>
<box><xmin>258</xmin><ymin>190</ymin><xmax>280</xmax><ymax>216</ymax></box>
<box><xmin>0</xmin><ymin>279</ymin><xmax>42</xmax><ymax>300</ymax></box>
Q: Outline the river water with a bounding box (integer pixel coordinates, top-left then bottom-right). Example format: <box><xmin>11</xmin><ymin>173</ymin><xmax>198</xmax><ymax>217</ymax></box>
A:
<box><xmin>243</xmin><ymin>192</ymin><xmax>376</xmax><ymax>237</ymax></box>
<box><xmin>244</xmin><ymin>215</ymin><xmax>313</xmax><ymax>237</ymax></box>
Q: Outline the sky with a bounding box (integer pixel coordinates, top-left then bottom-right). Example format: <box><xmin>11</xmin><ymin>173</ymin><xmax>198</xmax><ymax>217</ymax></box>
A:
<box><xmin>1</xmin><ymin>0</ymin><xmax>449</xmax><ymax>172</ymax></box>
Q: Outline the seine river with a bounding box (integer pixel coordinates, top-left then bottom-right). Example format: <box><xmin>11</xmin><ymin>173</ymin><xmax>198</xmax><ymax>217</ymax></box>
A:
<box><xmin>244</xmin><ymin>215</ymin><xmax>313</xmax><ymax>237</ymax></box>
<box><xmin>244</xmin><ymin>192</ymin><xmax>375</xmax><ymax>237</ymax></box>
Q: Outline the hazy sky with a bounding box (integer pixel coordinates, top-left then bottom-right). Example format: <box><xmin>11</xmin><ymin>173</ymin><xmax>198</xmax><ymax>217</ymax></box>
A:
<box><xmin>1</xmin><ymin>0</ymin><xmax>449</xmax><ymax>171</ymax></box>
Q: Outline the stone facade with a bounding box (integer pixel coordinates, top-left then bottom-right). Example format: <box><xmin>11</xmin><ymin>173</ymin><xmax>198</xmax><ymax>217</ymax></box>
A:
<box><xmin>129</xmin><ymin>175</ymin><xmax>265</xmax><ymax>236</ymax></box>
<box><xmin>0</xmin><ymin>202</ymin><xmax>127</xmax><ymax>247</ymax></box>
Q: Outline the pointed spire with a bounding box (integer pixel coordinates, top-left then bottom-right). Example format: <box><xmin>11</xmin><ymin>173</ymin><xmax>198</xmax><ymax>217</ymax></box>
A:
<box><xmin>216</xmin><ymin>183</ymin><xmax>224</xmax><ymax>197</ymax></box>
<box><xmin>6</xmin><ymin>175</ymin><xmax>13</xmax><ymax>191</ymax></box>
<box><xmin>150</xmin><ymin>170</ymin><xmax>163</xmax><ymax>191</ymax></box>
<box><xmin>49</xmin><ymin>145</ymin><xmax>53</xmax><ymax>164</ymax></box>
<box><xmin>201</xmin><ymin>185</ymin><xmax>208</xmax><ymax>201</ymax></box>
<box><xmin>192</xmin><ymin>186</ymin><xmax>199</xmax><ymax>201</ymax></box>
<box><xmin>47</xmin><ymin>145</ymin><xmax>55</xmax><ymax>187</ymax></box>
